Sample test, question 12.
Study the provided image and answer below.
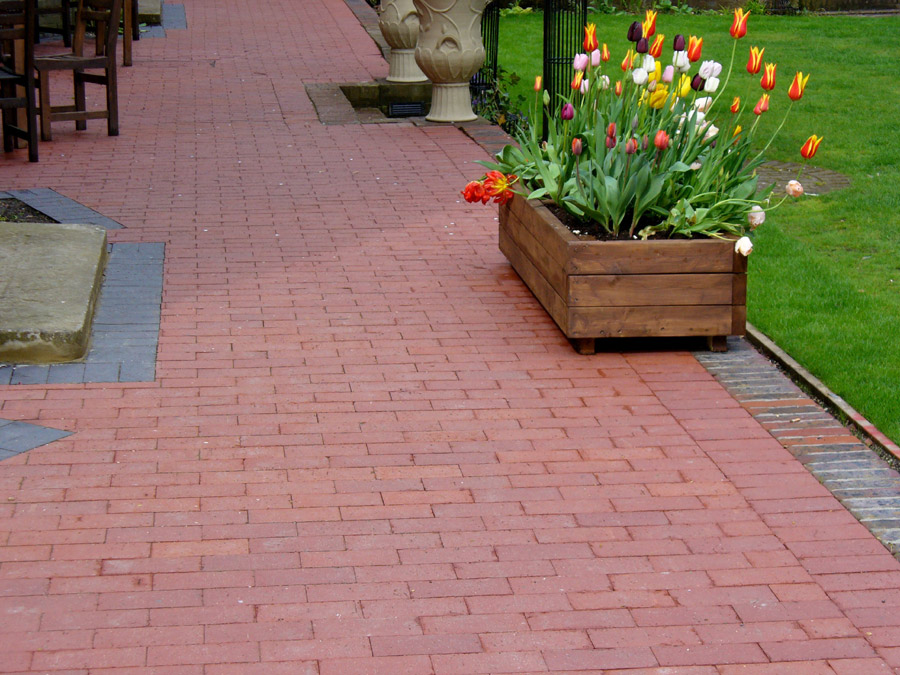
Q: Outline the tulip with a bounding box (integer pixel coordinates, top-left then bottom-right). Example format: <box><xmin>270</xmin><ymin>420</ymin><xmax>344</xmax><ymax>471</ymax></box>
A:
<box><xmin>621</xmin><ymin>49</ymin><xmax>634</xmax><ymax>71</ymax></box>
<box><xmin>625</xmin><ymin>137</ymin><xmax>639</xmax><ymax>154</ymax></box>
<box><xmin>747</xmin><ymin>206</ymin><xmax>765</xmax><ymax>229</ymax></box>
<box><xmin>647</xmin><ymin>79</ymin><xmax>657</xmax><ymax>93</ymax></box>
<box><xmin>747</xmin><ymin>46</ymin><xmax>764</xmax><ymax>74</ymax></box>
<box><xmin>615</xmin><ymin>80</ymin><xmax>623</xmax><ymax>96</ymax></box>
<box><xmin>788</xmin><ymin>71</ymin><xmax>809</xmax><ymax>101</ymax></box>
<box><xmin>633</xmin><ymin>68</ymin><xmax>649</xmax><ymax>86</ymax></box>
<box><xmin>730</xmin><ymin>96</ymin><xmax>740</xmax><ymax>113</ymax></box>
<box><xmin>534</xmin><ymin>76</ymin><xmax>542</xmax><ymax>91</ymax></box>
<box><xmin>654</xmin><ymin>129</ymin><xmax>670</xmax><ymax>150</ymax></box>
<box><xmin>673</xmin><ymin>34</ymin><xmax>686</xmax><ymax>51</ymax></box>
<box><xmin>561</xmin><ymin>102</ymin><xmax>575</xmax><ymax>120</ymax></box>
<box><xmin>733</xmin><ymin>124</ymin><xmax>742</xmax><ymax>137</ymax></box>
<box><xmin>580</xmin><ymin>77</ymin><xmax>590</xmax><ymax>95</ymax></box>
<box><xmin>606</xmin><ymin>134</ymin><xmax>617</xmax><ymax>149</ymax></box>
<box><xmin>761</xmin><ymin>62</ymin><xmax>776</xmax><ymax>91</ymax></box>
<box><xmin>643</xmin><ymin>10</ymin><xmax>657</xmax><ymax>38</ymax></box>
<box><xmin>636</xmin><ymin>37</ymin><xmax>649</xmax><ymax>54</ymax></box>
<box><xmin>607</xmin><ymin>122</ymin><xmax>617</xmax><ymax>137</ymax></box>
<box><xmin>573</xmin><ymin>53</ymin><xmax>589</xmax><ymax>71</ymax></box>
<box><xmin>703</xmin><ymin>124</ymin><xmax>719</xmax><ymax>142</ymax></box>
<box><xmin>584</xmin><ymin>23</ymin><xmax>599</xmax><ymax>52</ymax></box>
<box><xmin>571</xmin><ymin>70</ymin><xmax>584</xmax><ymax>90</ymax></box>
<box><xmin>543</xmin><ymin>90</ymin><xmax>551</xmax><ymax>107</ymax></box>
<box><xmin>676</xmin><ymin>74</ymin><xmax>691</xmax><ymax>97</ymax></box>
<box><xmin>483</xmin><ymin>171</ymin><xmax>518</xmax><ymax>206</ymax></box>
<box><xmin>786</xmin><ymin>179</ymin><xmax>804</xmax><ymax>197</ymax></box>
<box><xmin>691</xmin><ymin>74</ymin><xmax>705</xmax><ymax>91</ymax></box>
<box><xmin>462</xmin><ymin>180</ymin><xmax>487</xmax><ymax>204</ymax></box>
<box><xmin>572</xmin><ymin>137</ymin><xmax>583</xmax><ymax>156</ymax></box>
<box><xmin>800</xmin><ymin>134</ymin><xmax>823</xmax><ymax>159</ymax></box>
<box><xmin>649</xmin><ymin>35</ymin><xmax>664</xmax><ymax>58</ymax></box>
<box><xmin>730</xmin><ymin>8</ymin><xmax>749</xmax><ymax>39</ymax></box>
<box><xmin>662</xmin><ymin>65</ymin><xmax>674</xmax><ymax>83</ymax></box>
<box><xmin>599</xmin><ymin>74</ymin><xmax>610</xmax><ymax>90</ymax></box>
<box><xmin>704</xmin><ymin>77</ymin><xmax>720</xmax><ymax>93</ymax></box>
<box><xmin>601</xmin><ymin>43</ymin><xmax>610</xmax><ymax>61</ymax></box>
<box><xmin>753</xmin><ymin>93</ymin><xmax>769</xmax><ymax>115</ymax></box>
<box><xmin>647</xmin><ymin>85</ymin><xmax>668</xmax><ymax>109</ymax></box>
<box><xmin>627</xmin><ymin>21</ymin><xmax>643</xmax><ymax>42</ymax></box>
<box><xmin>642</xmin><ymin>54</ymin><xmax>656</xmax><ymax>73</ymax></box>
<box><xmin>694</xmin><ymin>96</ymin><xmax>713</xmax><ymax>113</ymax></box>
<box><xmin>591</xmin><ymin>49</ymin><xmax>602</xmax><ymax>67</ymax></box>
<box><xmin>698</xmin><ymin>60</ymin><xmax>722</xmax><ymax>80</ymax></box>
<box><xmin>687</xmin><ymin>36</ymin><xmax>703</xmax><ymax>62</ymax></box>
<box><xmin>735</xmin><ymin>235</ymin><xmax>754</xmax><ymax>255</ymax></box>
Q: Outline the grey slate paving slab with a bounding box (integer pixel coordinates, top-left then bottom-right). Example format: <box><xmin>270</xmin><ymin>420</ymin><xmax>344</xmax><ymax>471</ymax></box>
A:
<box><xmin>7</xmin><ymin>188</ymin><xmax>123</xmax><ymax>230</ymax></box>
<box><xmin>0</xmin><ymin>420</ymin><xmax>70</xmax><ymax>455</ymax></box>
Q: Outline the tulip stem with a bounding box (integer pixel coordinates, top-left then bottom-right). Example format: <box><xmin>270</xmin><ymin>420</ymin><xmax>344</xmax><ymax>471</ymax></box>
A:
<box><xmin>750</xmin><ymin>100</ymin><xmax>793</xmax><ymax>165</ymax></box>
<box><xmin>710</xmin><ymin>38</ymin><xmax>737</xmax><ymax>113</ymax></box>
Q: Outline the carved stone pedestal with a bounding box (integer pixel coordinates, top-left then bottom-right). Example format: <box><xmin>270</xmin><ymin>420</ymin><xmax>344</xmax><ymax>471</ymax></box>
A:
<box><xmin>378</xmin><ymin>0</ymin><xmax>428</xmax><ymax>83</ymax></box>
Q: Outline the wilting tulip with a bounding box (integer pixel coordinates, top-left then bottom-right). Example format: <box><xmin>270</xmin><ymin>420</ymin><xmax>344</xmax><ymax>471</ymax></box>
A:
<box><xmin>747</xmin><ymin>206</ymin><xmax>765</xmax><ymax>229</ymax></box>
<box><xmin>561</xmin><ymin>102</ymin><xmax>575</xmax><ymax>120</ymax></box>
<box><xmin>730</xmin><ymin>96</ymin><xmax>740</xmax><ymax>113</ymax></box>
<box><xmin>636</xmin><ymin>37</ymin><xmax>649</xmax><ymax>54</ymax></box>
<box><xmin>761</xmin><ymin>62</ymin><xmax>776</xmax><ymax>90</ymax></box>
<box><xmin>621</xmin><ymin>50</ymin><xmax>634</xmax><ymax>71</ymax></box>
<box><xmin>462</xmin><ymin>180</ymin><xmax>487</xmax><ymax>204</ymax></box>
<box><xmin>673</xmin><ymin>34</ymin><xmax>685</xmax><ymax>51</ymax></box>
<box><xmin>786</xmin><ymin>179</ymin><xmax>804</xmax><ymax>197</ymax></box>
<box><xmin>788</xmin><ymin>71</ymin><xmax>809</xmax><ymax>101</ymax></box>
<box><xmin>633</xmin><ymin>68</ymin><xmax>649</xmax><ymax>85</ymax></box>
<box><xmin>662</xmin><ymin>65</ymin><xmax>674</xmax><ymax>83</ymax></box>
<box><xmin>753</xmin><ymin>93</ymin><xmax>770</xmax><ymax>115</ymax></box>
<box><xmin>649</xmin><ymin>35</ymin><xmax>664</xmax><ymax>58</ymax></box>
<box><xmin>735</xmin><ymin>235</ymin><xmax>754</xmax><ymax>255</ymax></box>
<box><xmin>627</xmin><ymin>21</ymin><xmax>643</xmax><ymax>42</ymax></box>
<box><xmin>572</xmin><ymin>137</ymin><xmax>583</xmax><ymax>156</ymax></box>
<box><xmin>573</xmin><ymin>53</ymin><xmax>589</xmax><ymax>71</ymax></box>
<box><xmin>694</xmin><ymin>96</ymin><xmax>713</xmax><ymax>113</ymax></box>
<box><xmin>747</xmin><ymin>46</ymin><xmax>764</xmax><ymax>74</ymax></box>
<box><xmin>601</xmin><ymin>43</ymin><xmax>610</xmax><ymax>61</ymax></box>
<box><xmin>591</xmin><ymin>49</ymin><xmax>602</xmax><ymax>67</ymax></box>
<box><xmin>687</xmin><ymin>36</ymin><xmax>703</xmax><ymax>62</ymax></box>
<box><xmin>584</xmin><ymin>23</ymin><xmax>599</xmax><ymax>52</ymax></box>
<box><xmin>615</xmin><ymin>80</ymin><xmax>623</xmax><ymax>96</ymax></box>
<box><xmin>571</xmin><ymin>70</ymin><xmax>584</xmax><ymax>90</ymax></box>
<box><xmin>654</xmin><ymin>129</ymin><xmax>670</xmax><ymax>150</ymax></box>
<box><xmin>625</xmin><ymin>137</ymin><xmax>639</xmax><ymax>154</ymax></box>
<box><xmin>482</xmin><ymin>171</ymin><xmax>518</xmax><ymax>206</ymax></box>
<box><xmin>643</xmin><ymin>10</ymin><xmax>657</xmax><ymax>38</ymax></box>
<box><xmin>730</xmin><ymin>8</ymin><xmax>749</xmax><ymax>39</ymax></box>
<box><xmin>800</xmin><ymin>134</ymin><xmax>823</xmax><ymax>159</ymax></box>
<box><xmin>534</xmin><ymin>76</ymin><xmax>542</xmax><ymax>91</ymax></box>
<box><xmin>691</xmin><ymin>74</ymin><xmax>705</xmax><ymax>91</ymax></box>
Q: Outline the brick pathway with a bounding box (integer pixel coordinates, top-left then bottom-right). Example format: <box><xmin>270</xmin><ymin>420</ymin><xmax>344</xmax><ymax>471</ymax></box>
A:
<box><xmin>2</xmin><ymin>1</ymin><xmax>900</xmax><ymax>672</ymax></box>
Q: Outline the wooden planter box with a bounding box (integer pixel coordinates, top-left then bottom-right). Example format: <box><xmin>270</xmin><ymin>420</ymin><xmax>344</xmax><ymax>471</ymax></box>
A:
<box><xmin>498</xmin><ymin>194</ymin><xmax>747</xmax><ymax>353</ymax></box>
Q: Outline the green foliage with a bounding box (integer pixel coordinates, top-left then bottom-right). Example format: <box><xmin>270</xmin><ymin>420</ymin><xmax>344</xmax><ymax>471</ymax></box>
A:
<box><xmin>653</xmin><ymin>0</ymin><xmax>695</xmax><ymax>14</ymax></box>
<box><xmin>743</xmin><ymin>0</ymin><xmax>769</xmax><ymax>15</ymax></box>
<box><xmin>472</xmin><ymin>67</ymin><xmax>531</xmax><ymax>137</ymax></box>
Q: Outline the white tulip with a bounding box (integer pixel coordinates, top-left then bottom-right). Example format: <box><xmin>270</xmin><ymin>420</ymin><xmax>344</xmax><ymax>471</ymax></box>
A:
<box><xmin>698</xmin><ymin>60</ymin><xmax>722</xmax><ymax>80</ymax></box>
<box><xmin>703</xmin><ymin>76</ymin><xmax>720</xmax><ymax>93</ymax></box>
<box><xmin>642</xmin><ymin>54</ymin><xmax>656</xmax><ymax>72</ymax></box>
<box><xmin>632</xmin><ymin>68</ymin><xmax>648</xmax><ymax>85</ymax></box>
<box><xmin>786</xmin><ymin>180</ymin><xmax>804</xmax><ymax>197</ymax></box>
<box><xmin>672</xmin><ymin>50</ymin><xmax>690</xmax><ymax>72</ymax></box>
<box><xmin>747</xmin><ymin>205</ymin><xmax>766</xmax><ymax>229</ymax></box>
<box><xmin>693</xmin><ymin>97</ymin><xmax>713</xmax><ymax>113</ymax></box>
<box><xmin>735</xmin><ymin>236</ymin><xmax>754</xmax><ymax>256</ymax></box>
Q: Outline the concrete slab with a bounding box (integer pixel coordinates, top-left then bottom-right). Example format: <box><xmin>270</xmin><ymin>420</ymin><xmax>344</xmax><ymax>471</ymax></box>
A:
<box><xmin>0</xmin><ymin>221</ymin><xmax>107</xmax><ymax>364</ymax></box>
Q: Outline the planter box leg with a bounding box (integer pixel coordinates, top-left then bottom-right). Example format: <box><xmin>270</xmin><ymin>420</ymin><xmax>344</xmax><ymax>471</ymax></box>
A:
<box><xmin>707</xmin><ymin>335</ymin><xmax>728</xmax><ymax>352</ymax></box>
<box><xmin>571</xmin><ymin>337</ymin><xmax>596</xmax><ymax>355</ymax></box>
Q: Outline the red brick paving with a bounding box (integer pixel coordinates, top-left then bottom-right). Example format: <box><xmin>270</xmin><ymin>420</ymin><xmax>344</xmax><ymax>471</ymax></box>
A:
<box><xmin>2</xmin><ymin>0</ymin><xmax>900</xmax><ymax>672</ymax></box>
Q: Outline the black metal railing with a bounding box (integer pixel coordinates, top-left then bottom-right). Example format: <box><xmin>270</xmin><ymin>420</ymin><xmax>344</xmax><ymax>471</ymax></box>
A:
<box><xmin>543</xmin><ymin>0</ymin><xmax>588</xmax><ymax>138</ymax></box>
<box><xmin>470</xmin><ymin>1</ymin><xmax>501</xmax><ymax>100</ymax></box>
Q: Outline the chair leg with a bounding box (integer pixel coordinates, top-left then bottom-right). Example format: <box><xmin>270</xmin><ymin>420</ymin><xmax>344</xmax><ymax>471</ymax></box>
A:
<box><xmin>74</xmin><ymin>71</ymin><xmax>86</xmax><ymax>131</ymax></box>
<box><xmin>107</xmin><ymin>67</ymin><xmax>119</xmax><ymax>136</ymax></box>
<box><xmin>123</xmin><ymin>0</ymin><xmax>133</xmax><ymax>66</ymax></box>
<box><xmin>132</xmin><ymin>0</ymin><xmax>140</xmax><ymax>41</ymax></box>
<box><xmin>26</xmin><ymin>88</ymin><xmax>39</xmax><ymax>163</ymax></box>
<box><xmin>37</xmin><ymin>72</ymin><xmax>53</xmax><ymax>142</ymax></box>
<box><xmin>2</xmin><ymin>106</ymin><xmax>13</xmax><ymax>153</ymax></box>
<box><xmin>62</xmin><ymin>0</ymin><xmax>72</xmax><ymax>48</ymax></box>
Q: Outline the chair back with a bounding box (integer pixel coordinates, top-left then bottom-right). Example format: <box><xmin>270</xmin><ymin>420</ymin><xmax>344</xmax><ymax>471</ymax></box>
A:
<box><xmin>72</xmin><ymin>0</ymin><xmax>121</xmax><ymax>59</ymax></box>
<box><xmin>0</xmin><ymin>0</ymin><xmax>36</xmax><ymax>74</ymax></box>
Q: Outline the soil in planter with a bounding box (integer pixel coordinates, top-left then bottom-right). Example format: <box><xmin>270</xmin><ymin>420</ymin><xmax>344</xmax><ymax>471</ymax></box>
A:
<box><xmin>0</xmin><ymin>199</ymin><xmax>56</xmax><ymax>224</ymax></box>
<box><xmin>545</xmin><ymin>202</ymin><xmax>693</xmax><ymax>242</ymax></box>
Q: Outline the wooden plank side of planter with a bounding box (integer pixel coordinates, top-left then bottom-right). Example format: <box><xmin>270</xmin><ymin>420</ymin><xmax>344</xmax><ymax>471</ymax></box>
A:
<box><xmin>499</xmin><ymin>225</ymin><xmax>569</xmax><ymax>335</ymax></box>
<box><xmin>568</xmin><ymin>305</ymin><xmax>734</xmax><ymax>339</ymax></box>
<box><xmin>568</xmin><ymin>273</ymin><xmax>736</xmax><ymax>307</ymax></box>
<box><xmin>505</xmin><ymin>197</ymin><xmax>575</xmax><ymax>270</ymax></box>
<box><xmin>499</xmin><ymin>216</ymin><xmax>567</xmax><ymax>298</ymax></box>
<box><xmin>567</xmin><ymin>239</ymin><xmax>735</xmax><ymax>275</ymax></box>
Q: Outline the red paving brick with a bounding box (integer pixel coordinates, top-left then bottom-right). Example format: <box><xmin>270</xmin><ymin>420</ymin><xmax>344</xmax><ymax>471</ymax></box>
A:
<box><xmin>2</xmin><ymin>0</ymin><xmax>900</xmax><ymax>672</ymax></box>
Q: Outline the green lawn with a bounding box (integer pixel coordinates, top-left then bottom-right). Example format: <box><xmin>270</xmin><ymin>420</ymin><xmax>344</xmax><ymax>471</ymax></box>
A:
<box><xmin>497</xmin><ymin>12</ymin><xmax>900</xmax><ymax>445</ymax></box>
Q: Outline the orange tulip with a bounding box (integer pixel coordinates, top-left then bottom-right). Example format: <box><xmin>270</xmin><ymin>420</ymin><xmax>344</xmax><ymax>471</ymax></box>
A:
<box><xmin>601</xmin><ymin>43</ymin><xmax>610</xmax><ymax>62</ymax></box>
<box><xmin>730</xmin><ymin>8</ymin><xmax>749</xmax><ymax>39</ymax></box>
<box><xmin>534</xmin><ymin>76</ymin><xmax>542</xmax><ymax>91</ymax></box>
<box><xmin>753</xmin><ymin>93</ymin><xmax>769</xmax><ymax>115</ymax></box>
<box><xmin>621</xmin><ymin>49</ymin><xmax>634</xmax><ymax>71</ymax></box>
<box><xmin>571</xmin><ymin>70</ymin><xmax>584</xmax><ymax>90</ymax></box>
<box><xmin>649</xmin><ymin>34</ymin><xmax>664</xmax><ymax>58</ymax></box>
<box><xmin>761</xmin><ymin>63</ymin><xmax>776</xmax><ymax>91</ymax></box>
<box><xmin>615</xmin><ymin>80</ymin><xmax>623</xmax><ymax>96</ymax></box>
<box><xmin>687</xmin><ymin>36</ymin><xmax>703</xmax><ymax>62</ymax></box>
<box><xmin>788</xmin><ymin>72</ymin><xmax>809</xmax><ymax>101</ymax></box>
<box><xmin>584</xmin><ymin>23</ymin><xmax>599</xmax><ymax>52</ymax></box>
<box><xmin>642</xmin><ymin>10</ymin><xmax>657</xmax><ymax>38</ymax></box>
<box><xmin>800</xmin><ymin>134</ymin><xmax>823</xmax><ymax>159</ymax></box>
<box><xmin>483</xmin><ymin>171</ymin><xmax>518</xmax><ymax>205</ymax></box>
<box><xmin>730</xmin><ymin>96</ymin><xmax>740</xmax><ymax>113</ymax></box>
<box><xmin>746</xmin><ymin>46</ymin><xmax>764</xmax><ymax>75</ymax></box>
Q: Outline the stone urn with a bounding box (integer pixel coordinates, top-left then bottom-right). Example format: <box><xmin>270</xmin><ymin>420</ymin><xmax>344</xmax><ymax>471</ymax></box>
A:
<box><xmin>413</xmin><ymin>0</ymin><xmax>488</xmax><ymax>122</ymax></box>
<box><xmin>378</xmin><ymin>0</ymin><xmax>428</xmax><ymax>82</ymax></box>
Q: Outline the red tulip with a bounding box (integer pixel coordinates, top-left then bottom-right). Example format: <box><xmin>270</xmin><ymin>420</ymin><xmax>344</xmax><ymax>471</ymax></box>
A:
<box><xmin>730</xmin><ymin>8</ymin><xmax>749</xmax><ymax>39</ymax></box>
<box><xmin>760</xmin><ymin>62</ymin><xmax>776</xmax><ymax>91</ymax></box>
<box><xmin>747</xmin><ymin>46</ymin><xmax>764</xmax><ymax>75</ymax></box>
<box><xmin>642</xmin><ymin>10</ymin><xmax>657</xmax><ymax>38</ymax></box>
<box><xmin>572</xmin><ymin>137</ymin><xmax>583</xmax><ymax>156</ymax></box>
<box><xmin>607</xmin><ymin>122</ymin><xmax>617</xmax><ymax>137</ymax></box>
<box><xmin>653</xmin><ymin>129</ymin><xmax>670</xmax><ymax>150</ymax></box>
<box><xmin>625</xmin><ymin>137</ymin><xmax>639</xmax><ymax>155</ymax></box>
<box><xmin>462</xmin><ymin>180</ymin><xmax>488</xmax><ymax>204</ymax></box>
<box><xmin>730</xmin><ymin>96</ymin><xmax>740</xmax><ymax>113</ymax></box>
<box><xmin>621</xmin><ymin>50</ymin><xmax>634</xmax><ymax>72</ymax></box>
<box><xmin>571</xmin><ymin>70</ymin><xmax>584</xmax><ymax>91</ymax></box>
<box><xmin>534</xmin><ymin>76</ymin><xmax>542</xmax><ymax>91</ymax></box>
<box><xmin>615</xmin><ymin>80</ymin><xmax>623</xmax><ymax>96</ymax></box>
<box><xmin>482</xmin><ymin>171</ymin><xmax>518</xmax><ymax>205</ymax></box>
<box><xmin>649</xmin><ymin>34</ymin><xmax>664</xmax><ymax>58</ymax></box>
<box><xmin>584</xmin><ymin>23</ymin><xmax>599</xmax><ymax>52</ymax></box>
<box><xmin>601</xmin><ymin>43</ymin><xmax>610</xmax><ymax>62</ymax></box>
<box><xmin>687</xmin><ymin>36</ymin><xmax>703</xmax><ymax>62</ymax></box>
<box><xmin>800</xmin><ymin>134</ymin><xmax>823</xmax><ymax>159</ymax></box>
<box><xmin>753</xmin><ymin>93</ymin><xmax>770</xmax><ymax>115</ymax></box>
<box><xmin>788</xmin><ymin>71</ymin><xmax>809</xmax><ymax>101</ymax></box>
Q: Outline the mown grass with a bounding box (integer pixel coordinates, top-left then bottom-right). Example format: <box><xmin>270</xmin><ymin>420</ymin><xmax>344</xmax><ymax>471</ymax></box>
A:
<box><xmin>497</xmin><ymin>12</ymin><xmax>900</xmax><ymax>444</ymax></box>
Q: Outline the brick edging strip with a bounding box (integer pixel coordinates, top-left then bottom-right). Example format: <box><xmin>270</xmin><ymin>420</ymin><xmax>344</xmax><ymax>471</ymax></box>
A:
<box><xmin>746</xmin><ymin>322</ymin><xmax>900</xmax><ymax>463</ymax></box>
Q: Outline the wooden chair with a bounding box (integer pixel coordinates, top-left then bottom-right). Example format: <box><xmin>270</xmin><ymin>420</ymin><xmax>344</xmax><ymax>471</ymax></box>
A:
<box><xmin>38</xmin><ymin>0</ymin><xmax>136</xmax><ymax>66</ymax></box>
<box><xmin>34</xmin><ymin>0</ymin><xmax>122</xmax><ymax>141</ymax></box>
<box><xmin>36</xmin><ymin>0</ymin><xmax>72</xmax><ymax>47</ymax></box>
<box><xmin>0</xmin><ymin>0</ymin><xmax>39</xmax><ymax>161</ymax></box>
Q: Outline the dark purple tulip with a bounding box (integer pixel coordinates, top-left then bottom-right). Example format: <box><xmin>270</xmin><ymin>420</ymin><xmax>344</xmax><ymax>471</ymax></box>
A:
<box><xmin>673</xmin><ymin>34</ymin><xmax>685</xmax><ymax>51</ymax></box>
<box><xmin>561</xmin><ymin>102</ymin><xmax>575</xmax><ymax>120</ymax></box>
<box><xmin>636</xmin><ymin>37</ymin><xmax>649</xmax><ymax>54</ymax></box>
<box><xmin>627</xmin><ymin>21</ymin><xmax>643</xmax><ymax>42</ymax></box>
<box><xmin>691</xmin><ymin>74</ymin><xmax>705</xmax><ymax>91</ymax></box>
